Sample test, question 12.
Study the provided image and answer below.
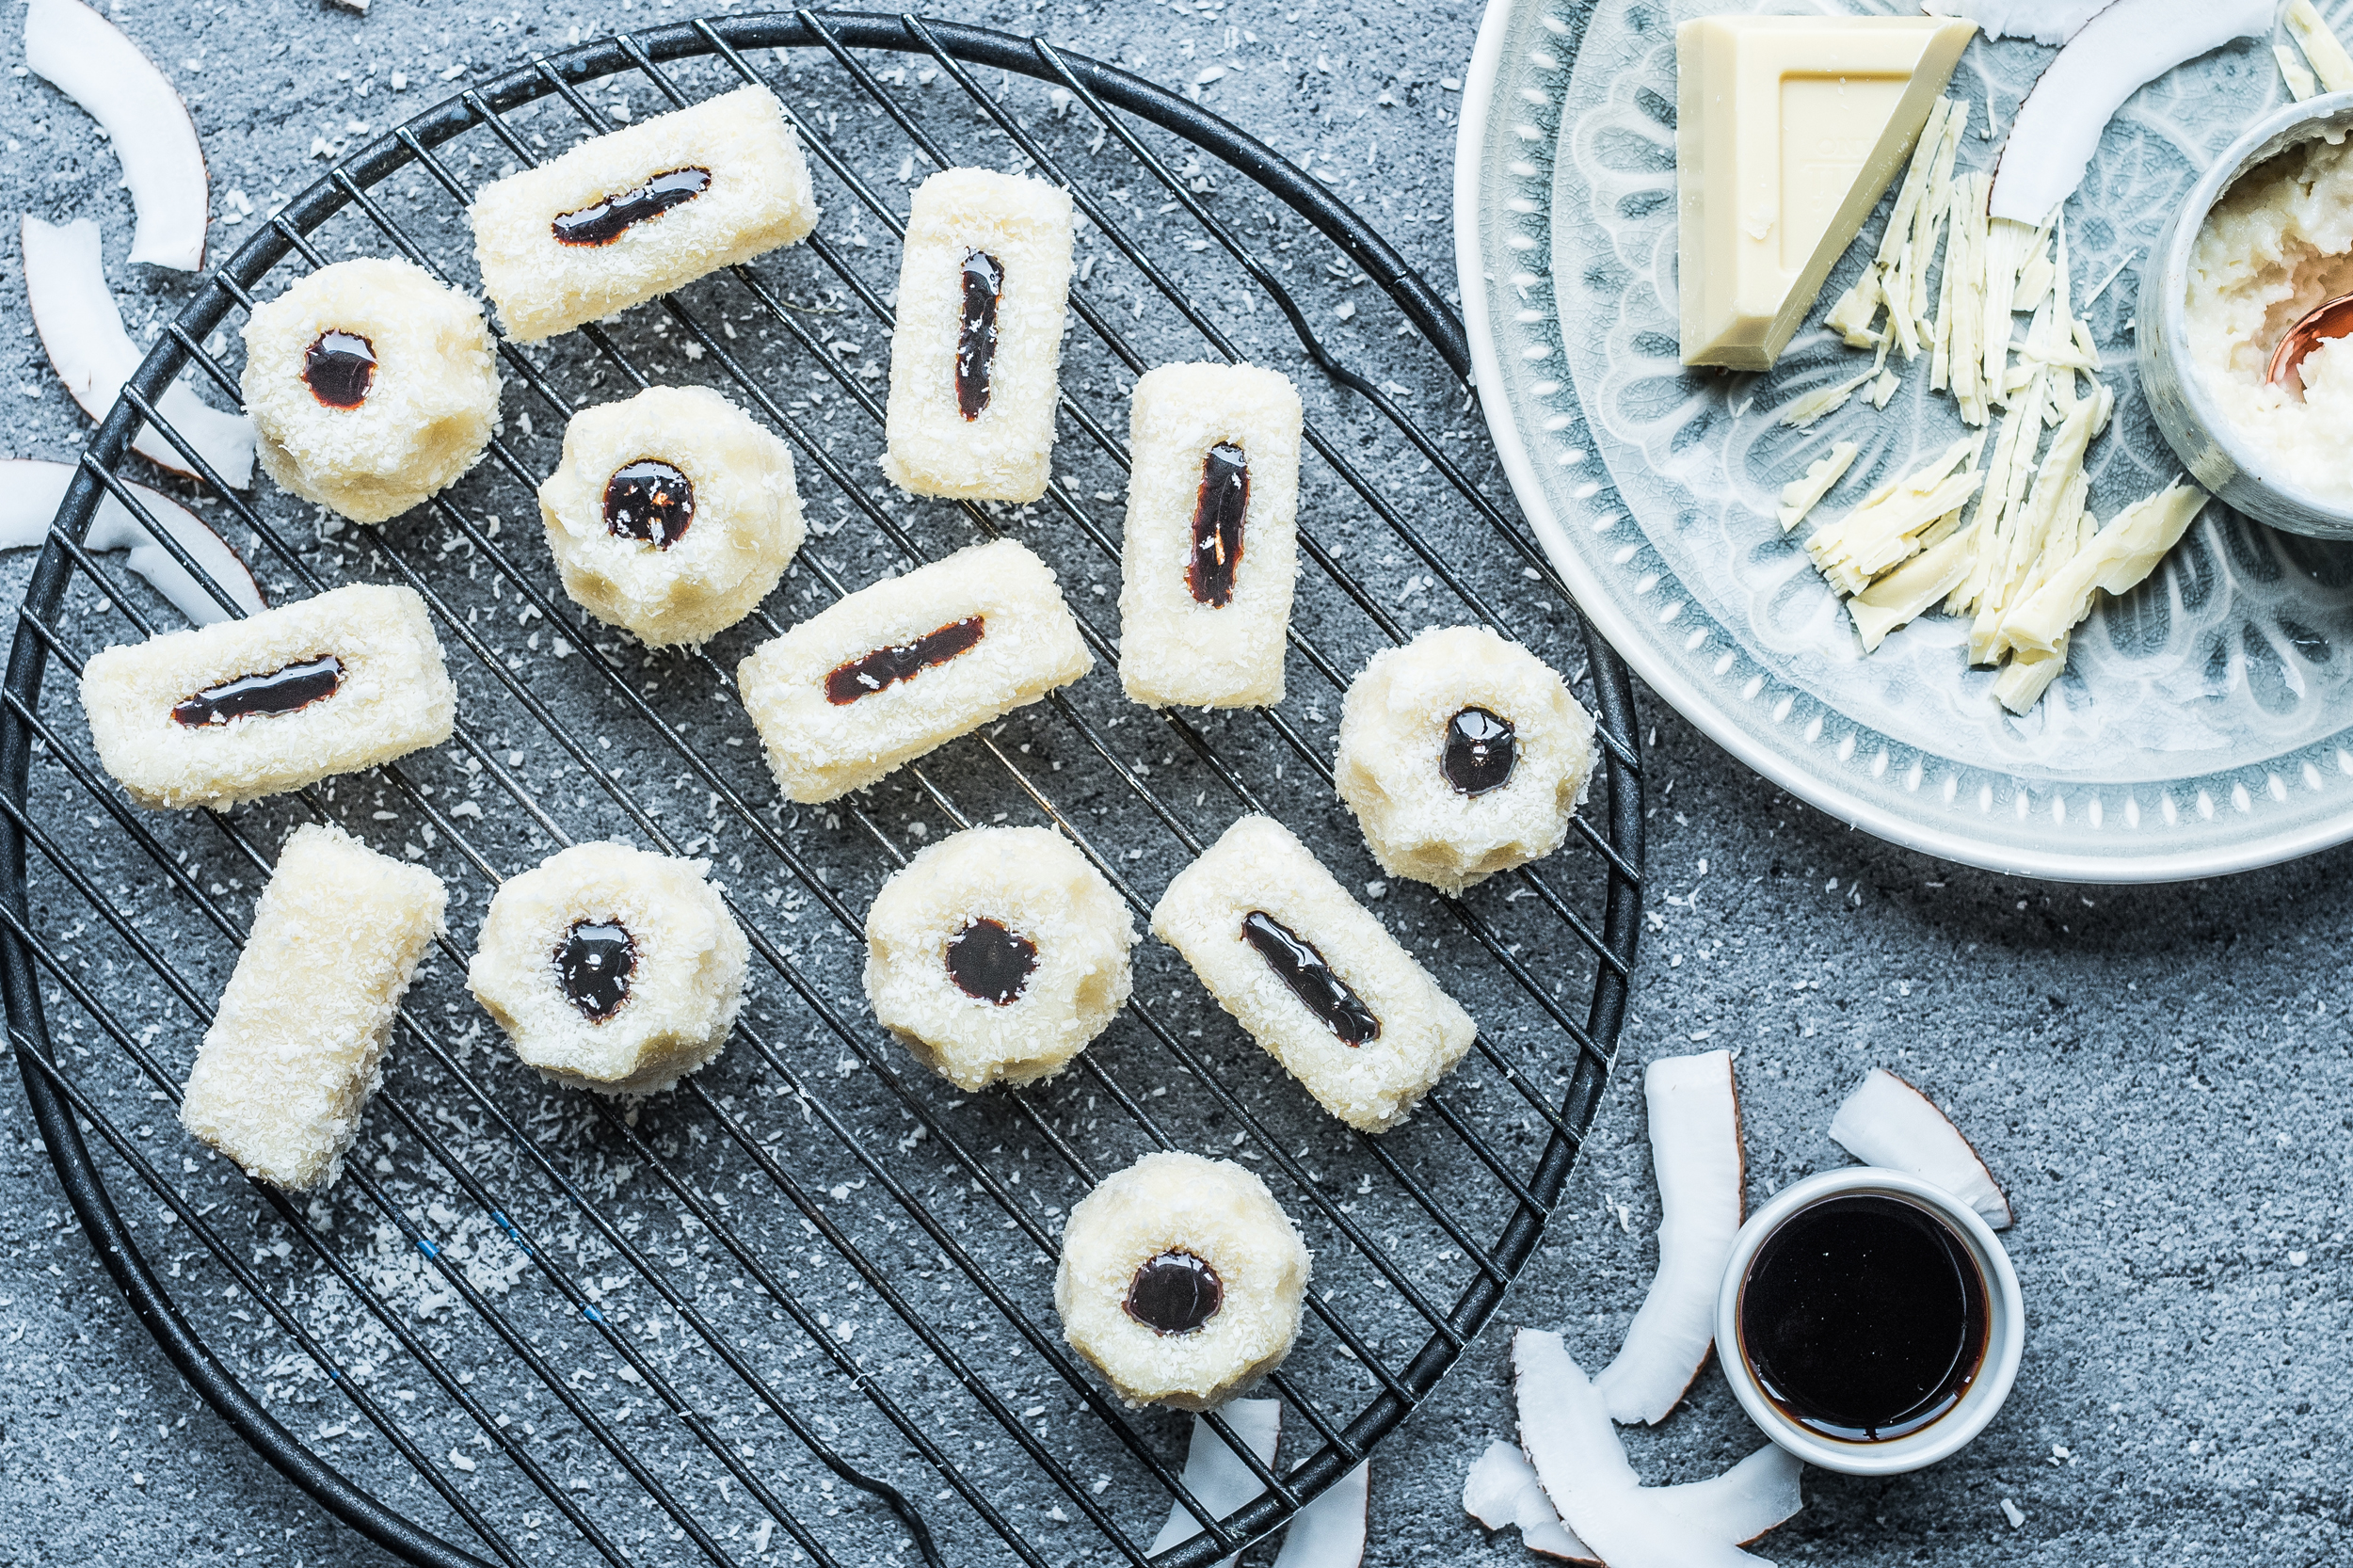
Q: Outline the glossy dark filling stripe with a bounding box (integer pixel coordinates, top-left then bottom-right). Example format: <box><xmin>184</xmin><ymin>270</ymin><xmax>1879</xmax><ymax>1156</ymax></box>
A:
<box><xmin>1241</xmin><ymin>910</ymin><xmax>1380</xmax><ymax>1046</ymax></box>
<box><xmin>552</xmin><ymin>167</ymin><xmax>712</xmax><ymax>247</ymax></box>
<box><xmin>824</xmin><ymin>616</ymin><xmax>986</xmax><ymax>705</ymax></box>
<box><xmin>1124</xmin><ymin>1250</ymin><xmax>1224</xmax><ymax>1336</ymax></box>
<box><xmin>171</xmin><ymin>655</ymin><xmax>343</xmax><ymax>728</ymax></box>
<box><xmin>1186</xmin><ymin>442</ymin><xmax>1249</xmax><ymax>607</ymax></box>
<box><xmin>604</xmin><ymin>458</ymin><xmax>695</xmax><ymax>551</ymax></box>
<box><xmin>556</xmin><ymin>920</ymin><xmax>635</xmax><ymax>1022</ymax></box>
<box><xmin>1442</xmin><ymin>706</ymin><xmax>1517</xmax><ymax>795</ymax></box>
<box><xmin>944</xmin><ymin>918</ymin><xmax>1038</xmax><ymax>1006</ymax></box>
<box><xmin>302</xmin><ymin>331</ymin><xmax>376</xmax><ymax>409</ymax></box>
<box><xmin>955</xmin><ymin>249</ymin><xmax>1002</xmax><ymax>421</ymax></box>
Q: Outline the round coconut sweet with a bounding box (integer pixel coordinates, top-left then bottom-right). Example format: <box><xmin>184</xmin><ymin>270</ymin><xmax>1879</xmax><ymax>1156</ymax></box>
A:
<box><xmin>1055</xmin><ymin>1150</ymin><xmax>1310</xmax><ymax>1411</ymax></box>
<box><xmin>241</xmin><ymin>257</ymin><xmax>501</xmax><ymax>523</ymax></box>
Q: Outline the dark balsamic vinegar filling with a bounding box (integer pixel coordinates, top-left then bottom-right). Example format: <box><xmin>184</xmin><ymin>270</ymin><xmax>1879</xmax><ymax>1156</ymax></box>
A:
<box><xmin>1241</xmin><ymin>910</ymin><xmax>1381</xmax><ymax>1046</ymax></box>
<box><xmin>603</xmin><ymin>458</ymin><xmax>696</xmax><ymax>550</ymax></box>
<box><xmin>944</xmin><ymin>917</ymin><xmax>1038</xmax><ymax>1006</ymax></box>
<box><xmin>955</xmin><ymin>249</ymin><xmax>1003</xmax><ymax>421</ymax></box>
<box><xmin>302</xmin><ymin>331</ymin><xmax>376</xmax><ymax>408</ymax></box>
<box><xmin>171</xmin><ymin>655</ymin><xmax>344</xmax><ymax>728</ymax></box>
<box><xmin>1738</xmin><ymin>1193</ymin><xmax>1990</xmax><ymax>1444</ymax></box>
<box><xmin>1124</xmin><ymin>1250</ymin><xmax>1224</xmax><ymax>1336</ymax></box>
<box><xmin>1442</xmin><ymin>706</ymin><xmax>1518</xmax><ymax>795</ymax></box>
<box><xmin>824</xmin><ymin>616</ymin><xmax>986</xmax><ymax>705</ymax></box>
<box><xmin>552</xmin><ymin>166</ymin><xmax>713</xmax><ymax>247</ymax></box>
<box><xmin>556</xmin><ymin>920</ymin><xmax>636</xmax><ymax>1022</ymax></box>
<box><xmin>1186</xmin><ymin>442</ymin><xmax>1250</xmax><ymax>607</ymax></box>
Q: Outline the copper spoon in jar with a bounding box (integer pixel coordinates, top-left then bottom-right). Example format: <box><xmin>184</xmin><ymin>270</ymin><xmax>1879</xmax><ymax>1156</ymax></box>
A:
<box><xmin>2268</xmin><ymin>291</ymin><xmax>2353</xmax><ymax>392</ymax></box>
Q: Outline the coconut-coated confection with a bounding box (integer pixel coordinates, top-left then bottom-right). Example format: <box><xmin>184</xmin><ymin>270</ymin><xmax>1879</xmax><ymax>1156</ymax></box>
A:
<box><xmin>470</xmin><ymin>85</ymin><xmax>818</xmax><ymax>344</ymax></box>
<box><xmin>736</xmin><ymin>537</ymin><xmax>1092</xmax><ymax>804</ymax></box>
<box><xmin>1151</xmin><ymin>815</ymin><xmax>1476</xmax><ymax>1133</ymax></box>
<box><xmin>881</xmin><ymin>168</ymin><xmax>1074</xmax><ymax>502</ymax></box>
<box><xmin>862</xmin><ymin>825</ymin><xmax>1135</xmax><ymax>1092</ymax></box>
<box><xmin>241</xmin><ymin>257</ymin><xmax>501</xmax><ymax>524</ymax></box>
<box><xmin>80</xmin><ymin>583</ymin><xmax>456</xmax><ymax>812</ymax></box>
<box><xmin>179</xmin><ymin>823</ymin><xmax>446</xmax><ymax>1192</ymax></box>
<box><xmin>468</xmin><ymin>842</ymin><xmax>748</xmax><ymax>1096</ymax></box>
<box><xmin>1334</xmin><ymin>625</ymin><xmax>1595</xmax><ymax>895</ymax></box>
<box><xmin>1118</xmin><ymin>362</ymin><xmax>1303</xmax><ymax>709</ymax></box>
<box><xmin>1056</xmin><ymin>1151</ymin><xmax>1311</xmax><ymax>1411</ymax></box>
<box><xmin>537</xmin><ymin>385</ymin><xmax>806</xmax><ymax>648</ymax></box>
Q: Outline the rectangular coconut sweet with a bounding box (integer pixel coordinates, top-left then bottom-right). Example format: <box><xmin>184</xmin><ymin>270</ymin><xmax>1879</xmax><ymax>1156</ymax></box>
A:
<box><xmin>469</xmin><ymin>85</ymin><xmax>818</xmax><ymax>344</ymax></box>
<box><xmin>880</xmin><ymin>168</ymin><xmax>1075</xmax><ymax>503</ymax></box>
<box><xmin>1118</xmin><ymin>362</ymin><xmax>1303</xmax><ymax>708</ymax></box>
<box><xmin>79</xmin><ymin>583</ymin><xmax>456</xmax><ymax>812</ymax></box>
<box><xmin>1150</xmin><ymin>814</ymin><xmax>1476</xmax><ymax>1132</ymax></box>
<box><xmin>736</xmin><ymin>537</ymin><xmax>1092</xmax><ymax>803</ymax></box>
<box><xmin>179</xmin><ymin>823</ymin><xmax>446</xmax><ymax>1191</ymax></box>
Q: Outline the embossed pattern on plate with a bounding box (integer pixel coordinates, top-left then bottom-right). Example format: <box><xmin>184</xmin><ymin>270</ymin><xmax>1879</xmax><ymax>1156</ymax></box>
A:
<box><xmin>1457</xmin><ymin>0</ymin><xmax>2353</xmax><ymax>880</ymax></box>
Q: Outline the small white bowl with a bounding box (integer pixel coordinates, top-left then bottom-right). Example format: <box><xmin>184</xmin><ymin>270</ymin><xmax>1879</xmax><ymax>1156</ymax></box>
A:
<box><xmin>1713</xmin><ymin>1167</ymin><xmax>2025</xmax><ymax>1477</ymax></box>
<box><xmin>2139</xmin><ymin>92</ymin><xmax>2353</xmax><ymax>539</ymax></box>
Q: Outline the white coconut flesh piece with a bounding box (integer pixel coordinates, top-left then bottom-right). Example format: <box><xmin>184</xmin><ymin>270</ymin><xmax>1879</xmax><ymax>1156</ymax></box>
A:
<box><xmin>1512</xmin><ymin>1331</ymin><xmax>1780</xmax><ymax>1568</ymax></box>
<box><xmin>0</xmin><ymin>458</ymin><xmax>264</xmax><ymax>626</ymax></box>
<box><xmin>1987</xmin><ymin>0</ymin><xmax>2278</xmax><ymax>224</ymax></box>
<box><xmin>1465</xmin><ymin>1437</ymin><xmax>1805</xmax><ymax>1563</ymax></box>
<box><xmin>1828</xmin><ymin>1067</ymin><xmax>2014</xmax><ymax>1229</ymax></box>
<box><xmin>23</xmin><ymin>0</ymin><xmax>209</xmax><ymax>272</ymax></box>
<box><xmin>1593</xmin><ymin>1048</ymin><xmax>1746</xmax><ymax>1426</ymax></box>
<box><xmin>1149</xmin><ymin>1399</ymin><xmax>1282</xmax><ymax>1568</ymax></box>
<box><xmin>1920</xmin><ymin>0</ymin><xmax>2116</xmax><ymax>45</ymax></box>
<box><xmin>22</xmin><ymin>216</ymin><xmax>255</xmax><ymax>490</ymax></box>
<box><xmin>1269</xmin><ymin>1460</ymin><xmax>1369</xmax><ymax>1568</ymax></box>
<box><xmin>1465</xmin><ymin>1440</ymin><xmax>1594</xmax><ymax>1562</ymax></box>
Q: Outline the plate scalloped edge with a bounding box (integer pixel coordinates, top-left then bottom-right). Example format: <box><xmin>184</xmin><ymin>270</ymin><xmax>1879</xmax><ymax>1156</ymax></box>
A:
<box><xmin>1452</xmin><ymin>0</ymin><xmax>2353</xmax><ymax>884</ymax></box>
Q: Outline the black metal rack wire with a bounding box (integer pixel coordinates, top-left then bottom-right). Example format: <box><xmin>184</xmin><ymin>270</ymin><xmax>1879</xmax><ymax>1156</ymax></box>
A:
<box><xmin>3</xmin><ymin>12</ymin><xmax>1641</xmax><ymax>1566</ymax></box>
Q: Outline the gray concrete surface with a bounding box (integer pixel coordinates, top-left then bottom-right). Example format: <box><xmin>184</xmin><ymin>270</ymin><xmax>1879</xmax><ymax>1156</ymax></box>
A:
<box><xmin>3</xmin><ymin>2</ymin><xmax>2349</xmax><ymax>1566</ymax></box>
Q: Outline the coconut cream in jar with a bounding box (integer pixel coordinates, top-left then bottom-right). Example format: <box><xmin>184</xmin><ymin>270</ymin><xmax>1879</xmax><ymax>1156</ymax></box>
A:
<box><xmin>2185</xmin><ymin>131</ymin><xmax>2353</xmax><ymax>509</ymax></box>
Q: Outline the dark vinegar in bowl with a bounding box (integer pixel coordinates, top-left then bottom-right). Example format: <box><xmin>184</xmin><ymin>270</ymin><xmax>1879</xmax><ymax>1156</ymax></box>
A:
<box><xmin>1737</xmin><ymin>1192</ymin><xmax>1989</xmax><ymax>1444</ymax></box>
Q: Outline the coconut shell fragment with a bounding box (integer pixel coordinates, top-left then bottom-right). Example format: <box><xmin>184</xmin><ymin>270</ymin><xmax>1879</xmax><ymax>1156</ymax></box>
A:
<box><xmin>1593</xmin><ymin>1048</ymin><xmax>1748</xmax><ymax>1425</ymax></box>
<box><xmin>1987</xmin><ymin>0</ymin><xmax>2275</xmax><ymax>224</ymax></box>
<box><xmin>1465</xmin><ymin>1435</ymin><xmax>1804</xmax><ymax>1563</ymax></box>
<box><xmin>1828</xmin><ymin>1066</ymin><xmax>2013</xmax><ymax>1228</ymax></box>
<box><xmin>0</xmin><ymin>458</ymin><xmax>263</xmax><ymax>625</ymax></box>
<box><xmin>1147</xmin><ymin>1399</ymin><xmax>1280</xmax><ymax>1568</ymax></box>
<box><xmin>1270</xmin><ymin>1458</ymin><xmax>1369</xmax><ymax>1568</ymax></box>
<box><xmin>1512</xmin><ymin>1330</ymin><xmax>1785</xmax><ymax>1568</ymax></box>
<box><xmin>22</xmin><ymin>216</ymin><xmax>255</xmax><ymax>488</ymax></box>
<box><xmin>23</xmin><ymin>0</ymin><xmax>209</xmax><ymax>271</ymax></box>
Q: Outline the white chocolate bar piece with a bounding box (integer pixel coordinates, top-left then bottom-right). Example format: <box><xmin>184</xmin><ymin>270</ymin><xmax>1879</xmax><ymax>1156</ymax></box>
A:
<box><xmin>470</xmin><ymin>85</ymin><xmax>818</xmax><ymax>344</ymax></box>
<box><xmin>80</xmin><ymin>583</ymin><xmax>457</xmax><ymax>812</ymax></box>
<box><xmin>880</xmin><ymin>168</ymin><xmax>1074</xmax><ymax>502</ymax></box>
<box><xmin>736</xmin><ymin>537</ymin><xmax>1091</xmax><ymax>804</ymax></box>
<box><xmin>242</xmin><ymin>257</ymin><xmax>502</xmax><ymax>525</ymax></box>
<box><xmin>179</xmin><ymin>823</ymin><xmax>447</xmax><ymax>1191</ymax></box>
<box><xmin>538</xmin><ymin>384</ymin><xmax>806</xmax><ymax>648</ymax></box>
<box><xmin>1151</xmin><ymin>815</ymin><xmax>1476</xmax><ymax>1132</ymax></box>
<box><xmin>1117</xmin><ymin>362</ymin><xmax>1303</xmax><ymax>709</ymax></box>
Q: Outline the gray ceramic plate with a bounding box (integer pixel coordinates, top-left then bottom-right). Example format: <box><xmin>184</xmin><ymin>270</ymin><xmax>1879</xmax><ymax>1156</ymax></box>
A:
<box><xmin>1456</xmin><ymin>0</ymin><xmax>2353</xmax><ymax>881</ymax></box>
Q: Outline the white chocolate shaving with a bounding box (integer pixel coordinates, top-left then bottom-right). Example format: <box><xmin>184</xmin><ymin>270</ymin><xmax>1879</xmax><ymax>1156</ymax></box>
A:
<box><xmin>1776</xmin><ymin>440</ymin><xmax>1859</xmax><ymax>532</ymax></box>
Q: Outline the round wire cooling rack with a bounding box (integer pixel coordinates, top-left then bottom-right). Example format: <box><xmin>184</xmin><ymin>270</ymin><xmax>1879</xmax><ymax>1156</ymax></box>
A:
<box><xmin>2</xmin><ymin>12</ymin><xmax>1643</xmax><ymax>1567</ymax></box>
